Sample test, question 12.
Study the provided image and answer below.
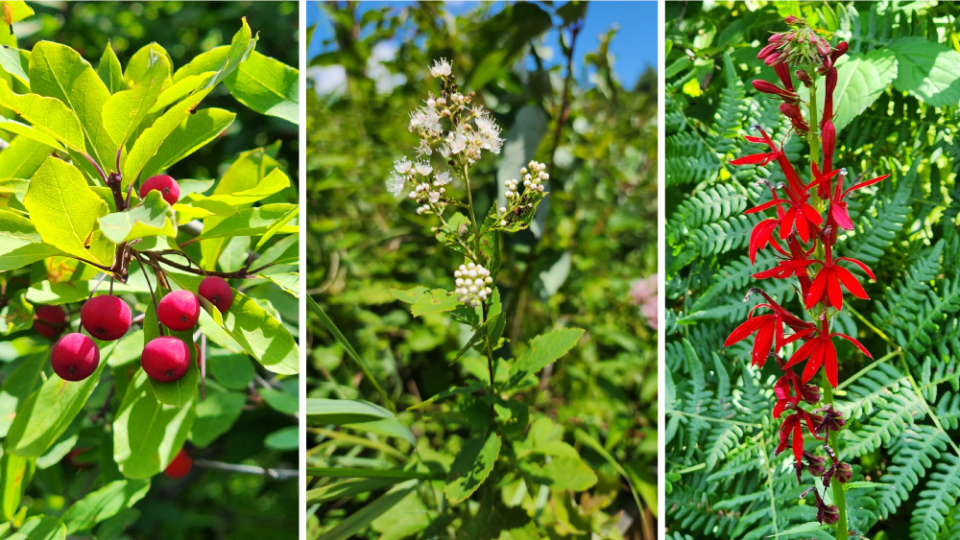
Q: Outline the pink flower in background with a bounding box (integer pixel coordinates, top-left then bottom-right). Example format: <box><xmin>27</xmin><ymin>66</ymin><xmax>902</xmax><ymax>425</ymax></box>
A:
<box><xmin>630</xmin><ymin>275</ymin><xmax>658</xmax><ymax>331</ymax></box>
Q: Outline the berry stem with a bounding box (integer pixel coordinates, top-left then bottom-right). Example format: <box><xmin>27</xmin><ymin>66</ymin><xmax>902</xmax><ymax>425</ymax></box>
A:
<box><xmin>136</xmin><ymin>254</ymin><xmax>164</xmax><ymax>337</ymax></box>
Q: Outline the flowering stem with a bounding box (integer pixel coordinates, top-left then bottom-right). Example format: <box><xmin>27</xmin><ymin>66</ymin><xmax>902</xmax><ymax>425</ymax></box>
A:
<box><xmin>806</xmin><ymin>65</ymin><xmax>820</xmax><ymax>170</ymax></box>
<box><xmin>822</xmin><ymin>374</ymin><xmax>847</xmax><ymax>539</ymax></box>
<box><xmin>461</xmin><ymin>163</ymin><xmax>483</xmax><ymax>262</ymax></box>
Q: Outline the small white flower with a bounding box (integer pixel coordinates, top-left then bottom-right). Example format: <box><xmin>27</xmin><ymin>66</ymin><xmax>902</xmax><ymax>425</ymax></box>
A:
<box><xmin>415</xmin><ymin>161</ymin><xmax>433</xmax><ymax>176</ymax></box>
<box><xmin>434</xmin><ymin>171</ymin><xmax>453</xmax><ymax>186</ymax></box>
<box><xmin>417</xmin><ymin>139</ymin><xmax>433</xmax><ymax>157</ymax></box>
<box><xmin>385</xmin><ymin>175</ymin><xmax>405</xmax><ymax>197</ymax></box>
<box><xmin>447</xmin><ymin>132</ymin><xmax>467</xmax><ymax>155</ymax></box>
<box><xmin>429</xmin><ymin>58</ymin><xmax>452</xmax><ymax>78</ymax></box>
<box><xmin>428</xmin><ymin>191</ymin><xmax>440</xmax><ymax>203</ymax></box>
<box><xmin>394</xmin><ymin>158</ymin><xmax>413</xmax><ymax>175</ymax></box>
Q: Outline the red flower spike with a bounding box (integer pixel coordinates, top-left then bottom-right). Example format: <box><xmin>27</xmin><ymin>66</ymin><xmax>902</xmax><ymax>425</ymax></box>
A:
<box><xmin>776</xmin><ymin>402</ymin><xmax>823</xmax><ymax>462</ymax></box>
<box><xmin>779</xmin><ymin>102</ymin><xmax>809</xmax><ymax>133</ymax></box>
<box><xmin>748</xmin><ymin>218</ymin><xmax>787</xmax><ymax>264</ymax></box>
<box><xmin>753</xmin><ymin>80</ymin><xmax>798</xmax><ymax>102</ymax></box>
<box><xmin>784</xmin><ymin>320</ymin><xmax>873</xmax><ymax>387</ymax></box>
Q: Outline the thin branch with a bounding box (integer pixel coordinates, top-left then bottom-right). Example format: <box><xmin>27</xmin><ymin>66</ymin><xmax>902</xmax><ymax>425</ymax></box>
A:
<box><xmin>194</xmin><ymin>459</ymin><xmax>298</xmax><ymax>481</ymax></box>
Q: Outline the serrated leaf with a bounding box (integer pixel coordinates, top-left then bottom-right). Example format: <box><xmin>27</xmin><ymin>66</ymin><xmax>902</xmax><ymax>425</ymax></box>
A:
<box><xmin>113</xmin><ymin>369</ymin><xmax>196</xmax><ymax>479</ymax></box>
<box><xmin>445</xmin><ymin>430</ymin><xmax>500</xmax><ymax>504</ymax></box>
<box><xmin>411</xmin><ymin>289</ymin><xmax>459</xmax><ymax>318</ymax></box>
<box><xmin>224</xmin><ymin>50</ymin><xmax>298</xmax><ymax>124</ymax></box>
<box><xmin>889</xmin><ymin>37</ymin><xmax>960</xmax><ymax>107</ymax></box>
<box><xmin>23</xmin><ymin>158</ymin><xmax>115</xmax><ymax>266</ymax></box>
<box><xmin>98</xmin><ymin>190</ymin><xmax>177</xmax><ymax>244</ymax></box>
<box><xmin>507</xmin><ymin>328</ymin><xmax>584</xmax><ymax>385</ymax></box>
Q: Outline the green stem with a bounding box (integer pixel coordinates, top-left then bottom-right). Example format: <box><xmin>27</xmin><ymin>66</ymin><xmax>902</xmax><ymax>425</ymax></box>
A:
<box><xmin>822</xmin><ymin>378</ymin><xmax>847</xmax><ymax>540</ymax></box>
<box><xmin>806</xmin><ymin>65</ymin><xmax>820</xmax><ymax>169</ymax></box>
<box><xmin>306</xmin><ymin>467</ymin><xmax>444</xmax><ymax>480</ymax></box>
<box><xmin>461</xmin><ymin>164</ymin><xmax>483</xmax><ymax>262</ymax></box>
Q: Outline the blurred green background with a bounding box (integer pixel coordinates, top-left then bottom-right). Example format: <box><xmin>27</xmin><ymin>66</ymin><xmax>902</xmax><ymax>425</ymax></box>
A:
<box><xmin>10</xmin><ymin>3</ymin><xmax>300</xmax><ymax>539</ymax></box>
<box><xmin>307</xmin><ymin>1</ymin><xmax>659</xmax><ymax>537</ymax></box>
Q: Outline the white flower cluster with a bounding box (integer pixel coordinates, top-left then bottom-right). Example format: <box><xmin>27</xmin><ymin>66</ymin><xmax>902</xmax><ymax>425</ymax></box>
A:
<box><xmin>497</xmin><ymin>160</ymin><xmax>548</xmax><ymax>225</ymax></box>
<box><xmin>453</xmin><ymin>263</ymin><xmax>493</xmax><ymax>307</ymax></box>
<box><xmin>386</xmin><ymin>158</ymin><xmax>450</xmax><ymax>214</ymax></box>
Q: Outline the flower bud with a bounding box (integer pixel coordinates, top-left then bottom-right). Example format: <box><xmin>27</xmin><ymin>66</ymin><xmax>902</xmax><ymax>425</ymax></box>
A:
<box><xmin>835</xmin><ymin>462</ymin><xmax>853</xmax><ymax>484</ymax></box>
<box><xmin>820</xmin><ymin>504</ymin><xmax>840</xmax><ymax>525</ymax></box>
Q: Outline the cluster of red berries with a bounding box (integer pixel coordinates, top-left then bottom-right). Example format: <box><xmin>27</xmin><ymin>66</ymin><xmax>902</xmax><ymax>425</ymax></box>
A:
<box><xmin>42</xmin><ymin>275</ymin><xmax>232</xmax><ymax>383</ymax></box>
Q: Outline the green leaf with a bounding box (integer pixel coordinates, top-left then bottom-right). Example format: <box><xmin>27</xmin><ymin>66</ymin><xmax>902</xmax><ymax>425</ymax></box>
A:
<box><xmin>0</xmin><ymin>243</ymin><xmax>63</xmax><ymax>272</ymax></box>
<box><xmin>165</xmin><ymin>271</ymin><xmax>298</xmax><ymax>374</ymax></box>
<box><xmin>307</xmin><ymin>477</ymin><xmax>401</xmax><ymax>504</ymax></box>
<box><xmin>141</xmin><ymin>289</ymin><xmax>199</xmax><ymax>408</ymax></box>
<box><xmin>406</xmin><ymin>383</ymin><xmax>485</xmax><ymax>411</ymax></box>
<box><xmin>98</xmin><ymin>190</ymin><xmax>177</xmax><ymax>244</ymax></box>
<box><xmin>224</xmin><ymin>51</ymin><xmax>298</xmax><ymax>124</ymax></box>
<box><xmin>445</xmin><ymin>430</ymin><xmax>500</xmax><ymax>504</ymax></box>
<box><xmin>0</xmin><ymin>45</ymin><xmax>28</xmax><ymax>86</ymax></box>
<box><xmin>814</xmin><ymin>49</ymin><xmax>897</xmax><ymax>132</ymax></box>
<box><xmin>0</xmin><ymin>450</ymin><xmax>33</xmax><ymax>520</ymax></box>
<box><xmin>207</xmin><ymin>353</ymin><xmax>254</xmax><ymax>390</ymax></box>
<box><xmin>0</xmin><ymin>291</ymin><xmax>33</xmax><ymax>335</ymax></box>
<box><xmin>371</xmin><ymin>488</ymin><xmax>431</xmax><ymax>539</ymax></box>
<box><xmin>140</xmin><ymin>108</ymin><xmax>236</xmax><ymax>181</ymax></box>
<box><xmin>0</xmin><ymin>136</ymin><xmax>51</xmax><ymax>180</ymax></box>
<box><xmin>258</xmin><ymin>386</ymin><xmax>298</xmax><ymax>415</ymax></box>
<box><xmin>342</xmin><ymin>418</ymin><xmax>415</xmax><ymax>446</ymax></box>
<box><xmin>172</xmin><ymin>18</ymin><xmax>256</xmax><ymax>90</ymax></box>
<box><xmin>0</xmin><ymin>80</ymin><xmax>86</xmax><ymax>153</ymax></box>
<box><xmin>255</xmin><ymin>204</ymin><xmax>298</xmax><ymax>250</ymax></box>
<box><xmin>113</xmin><ymin>369</ymin><xmax>197</xmax><ymax>479</ymax></box>
<box><xmin>122</xmin><ymin>81</ymin><xmax>215</xmax><ymax>188</ymax></box>
<box><xmin>4</xmin><ymin>352</ymin><xmax>106</xmax><ymax>457</ymax></box>
<box><xmin>391</xmin><ymin>286</ymin><xmax>428</xmax><ymax>304</ymax></box>
<box><xmin>188</xmin><ymin>167</ymin><xmax>289</xmax><ymax>213</ymax></box>
<box><xmin>411</xmin><ymin>289</ymin><xmax>459</xmax><ymax>318</ymax></box>
<box><xmin>519</xmin><ymin>456</ymin><xmax>597</xmax><ymax>491</ymax></box>
<box><xmin>6</xmin><ymin>516</ymin><xmax>65</xmax><ymax>540</ymax></box>
<box><xmin>192</xmin><ymin>203</ymin><xmax>298</xmax><ymax>240</ymax></box>
<box><xmin>149</xmin><ymin>72</ymin><xmax>213</xmax><ymax>114</ymax></box>
<box><xmin>263</xmin><ymin>273</ymin><xmax>298</xmax><ymax>298</ymax></box>
<box><xmin>97</xmin><ymin>41</ymin><xmax>123</xmax><ymax>93</ymax></box>
<box><xmin>23</xmin><ymin>157</ymin><xmax>115</xmax><ymax>267</ymax></box>
<box><xmin>507</xmin><ymin>328</ymin><xmax>584</xmax><ymax>386</ymax></box>
<box><xmin>122</xmin><ymin>43</ymin><xmax>172</xmax><ymax>89</ymax></box>
<box><xmin>60</xmin><ymin>479</ymin><xmax>150</xmax><ymax>534</ymax></box>
<box><xmin>29</xmin><ymin>41</ymin><xmax>116</xmax><ymax>173</ymax></box>
<box><xmin>189</xmin><ymin>391</ymin><xmax>245</xmax><ymax>448</ymax></box>
<box><xmin>307</xmin><ymin>398</ymin><xmax>394</xmax><ymax>425</ymax></box>
<box><xmin>0</xmin><ymin>353</ymin><xmax>45</xmax><ymax>437</ymax></box>
<box><xmin>316</xmin><ymin>482</ymin><xmax>417</xmax><ymax>540</ymax></box>
<box><xmin>211</xmin><ymin>147</ymin><xmax>281</xmax><ymax>196</ymax></box>
<box><xmin>264</xmin><ymin>426</ymin><xmax>298</xmax><ymax>450</ymax></box>
<box><xmin>102</xmin><ymin>51</ymin><xmax>168</xmax><ymax>148</ymax></box>
<box><xmin>889</xmin><ymin>37</ymin><xmax>960</xmax><ymax>107</ymax></box>
<box><xmin>0</xmin><ymin>115</ymin><xmax>65</xmax><ymax>150</ymax></box>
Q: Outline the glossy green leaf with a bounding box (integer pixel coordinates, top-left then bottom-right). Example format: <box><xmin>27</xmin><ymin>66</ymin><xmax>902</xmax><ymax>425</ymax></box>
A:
<box><xmin>0</xmin><ymin>451</ymin><xmax>33</xmax><ymax>520</ymax></box>
<box><xmin>317</xmin><ymin>481</ymin><xmax>417</xmax><ymax>540</ymax></box>
<box><xmin>0</xmin><ymin>115</ymin><xmax>64</xmax><ymax>150</ymax></box>
<box><xmin>0</xmin><ymin>243</ymin><xmax>63</xmax><ymax>272</ymax></box>
<box><xmin>23</xmin><ymin>157</ymin><xmax>115</xmax><ymax>267</ymax></box>
<box><xmin>263</xmin><ymin>273</ymin><xmax>298</xmax><ymax>298</ymax></box>
<box><xmin>212</xmin><ymin>147</ymin><xmax>281</xmax><ymax>196</ymax></box>
<box><xmin>307</xmin><ymin>477</ymin><xmax>400</xmax><ymax>504</ymax></box>
<box><xmin>343</xmin><ymin>418</ymin><xmax>416</xmax><ymax>446</ymax></box>
<box><xmin>29</xmin><ymin>41</ymin><xmax>116</xmax><ymax>172</ymax></box>
<box><xmin>192</xmin><ymin>203</ymin><xmax>299</xmax><ymax>240</ymax></box>
<box><xmin>207</xmin><ymin>352</ymin><xmax>254</xmax><ymax>390</ymax></box>
<box><xmin>172</xmin><ymin>18</ymin><xmax>256</xmax><ymax>89</ymax></box>
<box><xmin>0</xmin><ymin>80</ymin><xmax>86</xmax><ymax>153</ymax></box>
<box><xmin>445</xmin><ymin>430</ymin><xmax>500</xmax><ymax>504</ymax></box>
<box><xmin>97</xmin><ymin>41</ymin><xmax>123</xmax><ymax>93</ymax></box>
<box><xmin>142</xmin><ymin>287</ymin><xmax>198</xmax><ymax>407</ymax></box>
<box><xmin>189</xmin><ymin>167</ymin><xmax>289</xmax><ymax>212</ymax></box>
<box><xmin>189</xmin><ymin>391</ymin><xmax>244</xmax><ymax>448</ymax></box>
<box><xmin>258</xmin><ymin>386</ymin><xmax>298</xmax><ymax>415</ymax></box>
<box><xmin>113</xmin><ymin>369</ymin><xmax>197</xmax><ymax>479</ymax></box>
<box><xmin>121</xmin><ymin>43</ymin><xmax>172</xmax><ymax>88</ymax></box>
<box><xmin>0</xmin><ymin>45</ymin><xmax>28</xmax><ymax>86</ymax></box>
<box><xmin>98</xmin><ymin>190</ymin><xmax>177</xmax><ymax>244</ymax></box>
<box><xmin>0</xmin><ymin>291</ymin><xmax>33</xmax><ymax>335</ymax></box>
<box><xmin>224</xmin><ymin>51</ymin><xmax>298</xmax><ymax>124</ymax></box>
<box><xmin>149</xmin><ymin>72</ymin><xmax>213</xmax><ymax>114</ymax></box>
<box><xmin>307</xmin><ymin>398</ymin><xmax>394</xmax><ymax>425</ymax></box>
<box><xmin>0</xmin><ymin>353</ymin><xmax>45</xmax><ymax>437</ymax></box>
<box><xmin>60</xmin><ymin>479</ymin><xmax>150</xmax><ymax>534</ymax></box>
<box><xmin>0</xmin><ymin>136</ymin><xmax>51</xmax><ymax>180</ymax></box>
<box><xmin>4</xmin><ymin>352</ymin><xmax>107</xmax><ymax>457</ymax></box>
<box><xmin>264</xmin><ymin>426</ymin><xmax>298</xmax><ymax>450</ymax></box>
<box><xmin>140</xmin><ymin>108</ymin><xmax>236</xmax><ymax>180</ymax></box>
<box><xmin>519</xmin><ymin>456</ymin><xmax>597</xmax><ymax>491</ymax></box>
<box><xmin>889</xmin><ymin>37</ymin><xmax>960</xmax><ymax>107</ymax></box>
<box><xmin>102</xmin><ymin>50</ymin><xmax>168</xmax><ymax>148</ymax></box>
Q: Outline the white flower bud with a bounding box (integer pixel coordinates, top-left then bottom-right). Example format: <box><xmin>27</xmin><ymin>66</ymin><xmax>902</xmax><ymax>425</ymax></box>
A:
<box><xmin>485</xmin><ymin>277</ymin><xmax>493</xmax><ymax>284</ymax></box>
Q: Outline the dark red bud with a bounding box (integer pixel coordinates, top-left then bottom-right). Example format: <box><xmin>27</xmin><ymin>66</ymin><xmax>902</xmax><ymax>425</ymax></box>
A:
<box><xmin>820</xmin><ymin>505</ymin><xmax>840</xmax><ymax>525</ymax></box>
<box><xmin>794</xmin><ymin>69</ymin><xmax>812</xmax><ymax>87</ymax></box>
<box><xmin>831</xmin><ymin>41</ymin><xmax>849</xmax><ymax>61</ymax></box>
<box><xmin>774</xmin><ymin>62</ymin><xmax>794</xmax><ymax>91</ymax></box>
<box><xmin>758</xmin><ymin>42</ymin><xmax>779</xmax><ymax>60</ymax></box>
<box><xmin>785</xmin><ymin>15</ymin><xmax>805</xmax><ymax>26</ymax></box>
<box><xmin>764</xmin><ymin>52</ymin><xmax>783</xmax><ymax>66</ymax></box>
<box><xmin>836</xmin><ymin>462</ymin><xmax>853</xmax><ymax>483</ymax></box>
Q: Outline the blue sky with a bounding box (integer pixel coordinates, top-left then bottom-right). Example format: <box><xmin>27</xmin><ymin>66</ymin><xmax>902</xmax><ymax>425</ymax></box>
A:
<box><xmin>306</xmin><ymin>1</ymin><xmax>658</xmax><ymax>87</ymax></box>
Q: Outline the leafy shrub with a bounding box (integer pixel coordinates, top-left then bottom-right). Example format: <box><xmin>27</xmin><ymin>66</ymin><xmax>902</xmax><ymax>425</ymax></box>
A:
<box><xmin>0</xmin><ymin>2</ymin><xmax>300</xmax><ymax>538</ymax></box>
<box><xmin>666</xmin><ymin>2</ymin><xmax>960</xmax><ymax>539</ymax></box>
<box><xmin>306</xmin><ymin>2</ymin><xmax>658</xmax><ymax>538</ymax></box>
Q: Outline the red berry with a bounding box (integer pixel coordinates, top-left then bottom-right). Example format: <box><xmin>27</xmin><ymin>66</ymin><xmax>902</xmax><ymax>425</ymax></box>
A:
<box><xmin>51</xmin><ymin>333</ymin><xmax>100</xmax><ymax>381</ymax></box>
<box><xmin>139</xmin><ymin>175</ymin><xmax>180</xmax><ymax>205</ymax></box>
<box><xmin>164</xmin><ymin>449</ymin><xmax>193</xmax><ymax>479</ymax></box>
<box><xmin>157</xmin><ymin>290</ymin><xmax>200</xmax><ymax>331</ymax></box>
<box><xmin>198</xmin><ymin>276</ymin><xmax>234</xmax><ymax>313</ymax></box>
<box><xmin>67</xmin><ymin>447</ymin><xmax>94</xmax><ymax>469</ymax></box>
<box><xmin>81</xmin><ymin>295</ymin><xmax>131</xmax><ymax>341</ymax></box>
<box><xmin>34</xmin><ymin>305</ymin><xmax>66</xmax><ymax>339</ymax></box>
<box><xmin>141</xmin><ymin>336</ymin><xmax>191</xmax><ymax>382</ymax></box>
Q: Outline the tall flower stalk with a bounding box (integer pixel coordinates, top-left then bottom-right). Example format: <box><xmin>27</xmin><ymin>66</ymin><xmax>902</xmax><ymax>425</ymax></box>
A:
<box><xmin>723</xmin><ymin>17</ymin><xmax>886</xmax><ymax>538</ymax></box>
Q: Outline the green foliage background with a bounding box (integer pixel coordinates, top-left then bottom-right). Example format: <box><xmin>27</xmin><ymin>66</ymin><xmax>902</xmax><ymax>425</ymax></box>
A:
<box><xmin>306</xmin><ymin>1</ymin><xmax>658</xmax><ymax>538</ymax></box>
<box><xmin>0</xmin><ymin>2</ymin><xmax>300</xmax><ymax>539</ymax></box>
<box><xmin>665</xmin><ymin>2</ymin><xmax>960</xmax><ymax>539</ymax></box>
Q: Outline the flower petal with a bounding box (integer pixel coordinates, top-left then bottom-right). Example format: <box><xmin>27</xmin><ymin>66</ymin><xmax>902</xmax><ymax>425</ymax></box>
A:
<box><xmin>837</xmin><ymin>257</ymin><xmax>876</xmax><ymax>280</ymax></box>
<box><xmin>832</xmin><ymin>332</ymin><xmax>874</xmax><ymax>359</ymax></box>
<box><xmin>835</xmin><ymin>265</ymin><xmax>869</xmax><ymax>299</ymax></box>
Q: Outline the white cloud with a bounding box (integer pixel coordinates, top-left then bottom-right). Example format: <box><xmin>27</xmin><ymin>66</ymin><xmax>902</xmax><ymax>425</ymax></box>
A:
<box><xmin>309</xmin><ymin>65</ymin><xmax>347</xmax><ymax>96</ymax></box>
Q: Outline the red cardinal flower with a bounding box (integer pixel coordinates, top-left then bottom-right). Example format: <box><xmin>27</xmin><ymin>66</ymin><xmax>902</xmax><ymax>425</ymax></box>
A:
<box><xmin>774</xmin><ymin>363</ymin><xmax>821</xmax><ymax>418</ymax></box>
<box><xmin>827</xmin><ymin>169</ymin><xmax>890</xmax><ymax>231</ymax></box>
<box><xmin>775</xmin><ymin>400</ymin><xmax>823</xmax><ymax>462</ymax></box>
<box><xmin>784</xmin><ymin>318</ymin><xmax>872</xmax><ymax>387</ymax></box>
<box><xmin>748</xmin><ymin>217</ymin><xmax>786</xmax><ymax>264</ymax></box>
<box><xmin>804</xmin><ymin>244</ymin><xmax>875</xmax><ymax>310</ymax></box>
<box><xmin>724</xmin><ymin>289</ymin><xmax>814</xmax><ymax>367</ymax></box>
<box><xmin>752</xmin><ymin>234</ymin><xmax>817</xmax><ymax>293</ymax></box>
